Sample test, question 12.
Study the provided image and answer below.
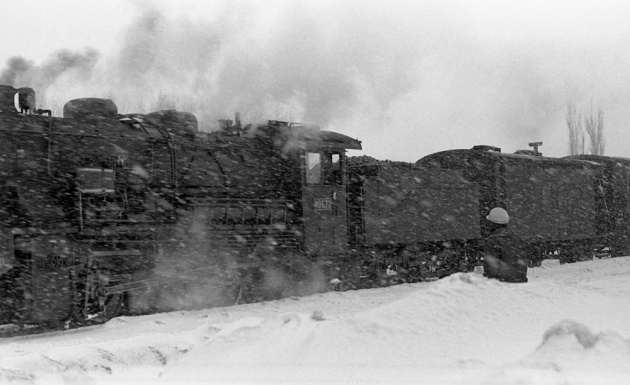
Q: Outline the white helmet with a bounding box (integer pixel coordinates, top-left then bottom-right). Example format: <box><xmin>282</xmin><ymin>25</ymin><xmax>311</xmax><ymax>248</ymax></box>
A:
<box><xmin>486</xmin><ymin>207</ymin><xmax>509</xmax><ymax>224</ymax></box>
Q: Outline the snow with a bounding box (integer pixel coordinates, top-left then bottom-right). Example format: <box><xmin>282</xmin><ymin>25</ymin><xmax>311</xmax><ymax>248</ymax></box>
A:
<box><xmin>2</xmin><ymin>257</ymin><xmax>630</xmax><ymax>384</ymax></box>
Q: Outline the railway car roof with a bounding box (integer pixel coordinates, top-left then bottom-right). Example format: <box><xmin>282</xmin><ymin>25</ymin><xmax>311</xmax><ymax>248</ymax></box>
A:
<box><xmin>417</xmin><ymin>147</ymin><xmax>602</xmax><ymax>169</ymax></box>
<box><xmin>266</xmin><ymin>124</ymin><xmax>362</xmax><ymax>152</ymax></box>
<box><xmin>348</xmin><ymin>156</ymin><xmax>471</xmax><ymax>185</ymax></box>
<box><xmin>1</xmin><ymin>85</ymin><xmax>364</xmax><ymax>157</ymax></box>
<box><xmin>564</xmin><ymin>154</ymin><xmax>630</xmax><ymax>166</ymax></box>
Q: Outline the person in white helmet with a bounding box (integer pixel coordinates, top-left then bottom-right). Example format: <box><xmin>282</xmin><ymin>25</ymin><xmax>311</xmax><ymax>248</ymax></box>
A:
<box><xmin>483</xmin><ymin>207</ymin><xmax>528</xmax><ymax>283</ymax></box>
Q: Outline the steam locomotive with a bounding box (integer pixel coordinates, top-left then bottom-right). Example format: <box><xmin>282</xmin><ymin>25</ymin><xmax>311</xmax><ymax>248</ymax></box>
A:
<box><xmin>0</xmin><ymin>84</ymin><xmax>627</xmax><ymax>330</ymax></box>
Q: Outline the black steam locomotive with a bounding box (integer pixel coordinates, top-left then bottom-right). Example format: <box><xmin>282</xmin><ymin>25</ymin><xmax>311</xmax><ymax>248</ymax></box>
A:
<box><xmin>0</xmin><ymin>84</ymin><xmax>626</xmax><ymax>330</ymax></box>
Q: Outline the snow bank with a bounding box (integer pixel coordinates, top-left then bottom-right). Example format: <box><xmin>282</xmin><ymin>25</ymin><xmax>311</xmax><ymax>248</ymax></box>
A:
<box><xmin>477</xmin><ymin>320</ymin><xmax>630</xmax><ymax>385</ymax></box>
<box><xmin>1</xmin><ymin>257</ymin><xmax>629</xmax><ymax>384</ymax></box>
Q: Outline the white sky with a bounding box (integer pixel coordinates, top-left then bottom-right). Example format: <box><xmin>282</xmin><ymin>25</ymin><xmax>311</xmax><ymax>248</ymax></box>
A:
<box><xmin>2</xmin><ymin>0</ymin><xmax>630</xmax><ymax>161</ymax></box>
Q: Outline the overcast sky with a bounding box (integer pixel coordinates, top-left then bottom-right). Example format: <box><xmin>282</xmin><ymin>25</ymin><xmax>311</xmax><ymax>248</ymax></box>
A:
<box><xmin>2</xmin><ymin>0</ymin><xmax>630</xmax><ymax>161</ymax></box>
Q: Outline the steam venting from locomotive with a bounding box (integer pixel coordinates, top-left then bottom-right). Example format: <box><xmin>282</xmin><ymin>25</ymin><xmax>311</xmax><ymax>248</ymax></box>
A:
<box><xmin>0</xmin><ymin>3</ymin><xmax>422</xmax><ymax>134</ymax></box>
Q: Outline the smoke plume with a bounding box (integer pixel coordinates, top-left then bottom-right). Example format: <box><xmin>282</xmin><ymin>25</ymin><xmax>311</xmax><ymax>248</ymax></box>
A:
<box><xmin>0</xmin><ymin>57</ymin><xmax>34</xmax><ymax>86</ymax></box>
<box><xmin>0</xmin><ymin>1</ymin><xmax>425</xmax><ymax>132</ymax></box>
<box><xmin>1</xmin><ymin>48</ymin><xmax>99</xmax><ymax>89</ymax></box>
<box><xmin>0</xmin><ymin>48</ymin><xmax>101</xmax><ymax>112</ymax></box>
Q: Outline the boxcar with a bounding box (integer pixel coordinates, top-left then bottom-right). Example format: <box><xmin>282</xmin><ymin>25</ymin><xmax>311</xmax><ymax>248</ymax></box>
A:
<box><xmin>417</xmin><ymin>145</ymin><xmax>604</xmax><ymax>263</ymax></box>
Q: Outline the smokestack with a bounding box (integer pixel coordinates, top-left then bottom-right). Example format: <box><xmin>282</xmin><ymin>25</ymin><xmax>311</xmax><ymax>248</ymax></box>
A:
<box><xmin>235</xmin><ymin>112</ymin><xmax>241</xmax><ymax>129</ymax></box>
<box><xmin>18</xmin><ymin>87</ymin><xmax>36</xmax><ymax>113</ymax></box>
<box><xmin>0</xmin><ymin>85</ymin><xmax>18</xmax><ymax>111</ymax></box>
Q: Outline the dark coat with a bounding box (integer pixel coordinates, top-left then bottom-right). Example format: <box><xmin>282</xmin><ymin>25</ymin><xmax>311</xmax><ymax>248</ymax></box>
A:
<box><xmin>483</xmin><ymin>227</ymin><xmax>528</xmax><ymax>283</ymax></box>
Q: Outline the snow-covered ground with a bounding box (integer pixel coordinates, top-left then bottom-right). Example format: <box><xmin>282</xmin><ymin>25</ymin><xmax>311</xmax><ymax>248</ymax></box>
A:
<box><xmin>1</xmin><ymin>257</ymin><xmax>630</xmax><ymax>385</ymax></box>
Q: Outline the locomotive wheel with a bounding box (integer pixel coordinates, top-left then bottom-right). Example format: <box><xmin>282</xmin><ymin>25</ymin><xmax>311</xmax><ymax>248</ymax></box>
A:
<box><xmin>72</xmin><ymin>290</ymin><xmax>124</xmax><ymax>326</ymax></box>
<box><xmin>70</xmin><ymin>268</ymin><xmax>125</xmax><ymax>326</ymax></box>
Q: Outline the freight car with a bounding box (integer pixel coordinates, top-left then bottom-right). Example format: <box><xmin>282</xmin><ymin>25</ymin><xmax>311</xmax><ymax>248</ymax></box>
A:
<box><xmin>564</xmin><ymin>154</ymin><xmax>630</xmax><ymax>257</ymax></box>
<box><xmin>343</xmin><ymin>157</ymin><xmax>482</xmax><ymax>286</ymax></box>
<box><xmin>417</xmin><ymin>145</ymin><xmax>606</xmax><ymax>265</ymax></box>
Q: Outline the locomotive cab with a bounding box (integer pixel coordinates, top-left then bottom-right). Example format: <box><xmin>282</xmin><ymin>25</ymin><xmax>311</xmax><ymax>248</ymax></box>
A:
<box><xmin>302</xmin><ymin>150</ymin><xmax>347</xmax><ymax>255</ymax></box>
<box><xmin>293</xmin><ymin>130</ymin><xmax>362</xmax><ymax>256</ymax></box>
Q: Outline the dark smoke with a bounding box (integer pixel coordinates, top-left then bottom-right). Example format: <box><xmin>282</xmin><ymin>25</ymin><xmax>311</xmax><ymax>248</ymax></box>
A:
<box><xmin>0</xmin><ymin>57</ymin><xmax>34</xmax><ymax>86</ymax></box>
<box><xmin>0</xmin><ymin>48</ymin><xmax>101</xmax><ymax>110</ymax></box>
<box><xmin>39</xmin><ymin>48</ymin><xmax>101</xmax><ymax>86</ymax></box>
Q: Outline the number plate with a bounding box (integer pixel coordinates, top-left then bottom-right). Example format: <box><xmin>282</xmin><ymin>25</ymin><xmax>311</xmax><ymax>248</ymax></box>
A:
<box><xmin>314</xmin><ymin>197</ymin><xmax>333</xmax><ymax>211</ymax></box>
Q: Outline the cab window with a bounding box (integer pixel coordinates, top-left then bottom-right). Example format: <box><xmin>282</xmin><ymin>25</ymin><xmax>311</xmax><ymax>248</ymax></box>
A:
<box><xmin>306</xmin><ymin>152</ymin><xmax>321</xmax><ymax>184</ymax></box>
<box><xmin>305</xmin><ymin>152</ymin><xmax>343</xmax><ymax>185</ymax></box>
<box><xmin>323</xmin><ymin>153</ymin><xmax>341</xmax><ymax>185</ymax></box>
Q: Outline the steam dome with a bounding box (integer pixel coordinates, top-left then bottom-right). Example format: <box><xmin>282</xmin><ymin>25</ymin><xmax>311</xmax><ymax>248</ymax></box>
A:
<box><xmin>63</xmin><ymin>98</ymin><xmax>118</xmax><ymax>123</ymax></box>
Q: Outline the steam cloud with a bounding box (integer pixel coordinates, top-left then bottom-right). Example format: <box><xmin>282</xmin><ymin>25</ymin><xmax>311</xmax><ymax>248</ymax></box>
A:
<box><xmin>100</xmin><ymin>1</ymin><xmax>425</xmax><ymax>132</ymax></box>
<box><xmin>0</xmin><ymin>2</ymin><xmax>423</xmax><ymax>132</ymax></box>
